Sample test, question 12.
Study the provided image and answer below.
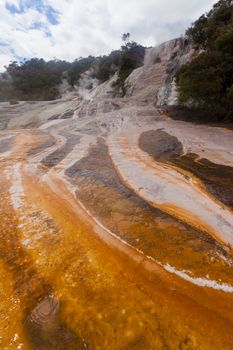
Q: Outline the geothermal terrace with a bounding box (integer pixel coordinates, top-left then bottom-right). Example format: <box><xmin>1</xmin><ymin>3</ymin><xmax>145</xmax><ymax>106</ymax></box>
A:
<box><xmin>0</xmin><ymin>39</ymin><xmax>233</xmax><ymax>349</ymax></box>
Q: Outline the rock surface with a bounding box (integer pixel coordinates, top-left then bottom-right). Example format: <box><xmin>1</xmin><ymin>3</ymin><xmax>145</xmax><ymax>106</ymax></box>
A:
<box><xmin>125</xmin><ymin>37</ymin><xmax>197</xmax><ymax>106</ymax></box>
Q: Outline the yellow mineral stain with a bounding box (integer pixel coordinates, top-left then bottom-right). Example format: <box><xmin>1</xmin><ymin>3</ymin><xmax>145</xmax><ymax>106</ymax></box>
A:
<box><xmin>0</xmin><ymin>260</ymin><xmax>29</xmax><ymax>350</ymax></box>
<box><xmin>0</xmin><ymin>130</ymin><xmax>233</xmax><ymax>349</ymax></box>
<box><xmin>22</xmin><ymin>166</ymin><xmax>233</xmax><ymax>349</ymax></box>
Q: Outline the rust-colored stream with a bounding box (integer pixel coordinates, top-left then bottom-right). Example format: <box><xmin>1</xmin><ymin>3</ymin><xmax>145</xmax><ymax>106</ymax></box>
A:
<box><xmin>1</xmin><ymin>130</ymin><xmax>233</xmax><ymax>349</ymax></box>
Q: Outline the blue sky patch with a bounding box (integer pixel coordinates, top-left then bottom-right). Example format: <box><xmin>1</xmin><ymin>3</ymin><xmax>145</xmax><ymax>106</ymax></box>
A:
<box><xmin>45</xmin><ymin>6</ymin><xmax>59</xmax><ymax>25</ymax></box>
<box><xmin>26</xmin><ymin>0</ymin><xmax>59</xmax><ymax>24</ymax></box>
<box><xmin>5</xmin><ymin>0</ymin><xmax>59</xmax><ymax>25</ymax></box>
<box><xmin>5</xmin><ymin>2</ymin><xmax>23</xmax><ymax>14</ymax></box>
<box><xmin>0</xmin><ymin>41</ymin><xmax>8</xmax><ymax>46</ymax></box>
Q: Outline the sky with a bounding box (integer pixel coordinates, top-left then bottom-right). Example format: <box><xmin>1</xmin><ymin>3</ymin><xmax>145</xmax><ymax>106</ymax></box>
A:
<box><xmin>0</xmin><ymin>0</ymin><xmax>217</xmax><ymax>71</ymax></box>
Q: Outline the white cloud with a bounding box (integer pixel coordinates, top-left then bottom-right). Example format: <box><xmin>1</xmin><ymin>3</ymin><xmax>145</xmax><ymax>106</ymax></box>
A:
<box><xmin>0</xmin><ymin>53</ymin><xmax>14</xmax><ymax>69</ymax></box>
<box><xmin>0</xmin><ymin>0</ymin><xmax>217</xmax><ymax>71</ymax></box>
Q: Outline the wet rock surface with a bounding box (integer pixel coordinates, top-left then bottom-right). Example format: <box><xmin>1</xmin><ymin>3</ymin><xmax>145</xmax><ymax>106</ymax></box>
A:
<box><xmin>65</xmin><ymin>140</ymin><xmax>233</xmax><ymax>284</ymax></box>
<box><xmin>26</xmin><ymin>296</ymin><xmax>84</xmax><ymax>350</ymax></box>
<box><xmin>41</xmin><ymin>134</ymin><xmax>80</xmax><ymax>168</ymax></box>
<box><xmin>173</xmin><ymin>155</ymin><xmax>233</xmax><ymax>209</ymax></box>
<box><xmin>0</xmin><ymin>136</ymin><xmax>13</xmax><ymax>153</ymax></box>
<box><xmin>28</xmin><ymin>132</ymin><xmax>56</xmax><ymax>156</ymax></box>
<box><xmin>139</xmin><ymin>129</ymin><xmax>183</xmax><ymax>161</ymax></box>
<box><xmin>0</xmin><ymin>171</ymin><xmax>84</xmax><ymax>350</ymax></box>
<box><xmin>140</xmin><ymin>130</ymin><xmax>233</xmax><ymax>209</ymax></box>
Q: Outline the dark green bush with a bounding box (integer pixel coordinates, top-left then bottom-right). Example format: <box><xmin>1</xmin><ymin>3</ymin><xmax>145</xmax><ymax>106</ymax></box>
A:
<box><xmin>5</xmin><ymin>58</ymin><xmax>67</xmax><ymax>100</ymax></box>
<box><xmin>116</xmin><ymin>42</ymin><xmax>145</xmax><ymax>95</ymax></box>
<box><xmin>176</xmin><ymin>0</ymin><xmax>233</xmax><ymax>121</ymax></box>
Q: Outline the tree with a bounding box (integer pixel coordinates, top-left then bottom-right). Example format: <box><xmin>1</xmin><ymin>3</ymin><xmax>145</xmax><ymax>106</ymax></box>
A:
<box><xmin>5</xmin><ymin>58</ymin><xmax>64</xmax><ymax>100</ymax></box>
<box><xmin>176</xmin><ymin>0</ymin><xmax>233</xmax><ymax>121</ymax></box>
<box><xmin>122</xmin><ymin>33</ymin><xmax>131</xmax><ymax>43</ymax></box>
<box><xmin>186</xmin><ymin>0</ymin><xmax>233</xmax><ymax>49</ymax></box>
